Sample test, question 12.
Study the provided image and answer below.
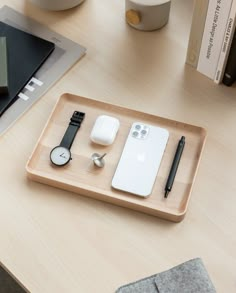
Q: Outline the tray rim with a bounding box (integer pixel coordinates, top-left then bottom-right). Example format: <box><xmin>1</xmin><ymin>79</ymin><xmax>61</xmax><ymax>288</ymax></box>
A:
<box><xmin>26</xmin><ymin>93</ymin><xmax>207</xmax><ymax>222</ymax></box>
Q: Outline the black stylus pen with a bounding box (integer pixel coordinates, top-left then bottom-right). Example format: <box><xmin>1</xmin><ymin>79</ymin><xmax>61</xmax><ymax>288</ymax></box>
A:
<box><xmin>164</xmin><ymin>136</ymin><xmax>185</xmax><ymax>198</ymax></box>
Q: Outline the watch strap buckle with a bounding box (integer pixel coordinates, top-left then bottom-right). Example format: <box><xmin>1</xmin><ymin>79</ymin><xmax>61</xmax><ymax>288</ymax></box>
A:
<box><xmin>70</xmin><ymin>111</ymin><xmax>85</xmax><ymax>126</ymax></box>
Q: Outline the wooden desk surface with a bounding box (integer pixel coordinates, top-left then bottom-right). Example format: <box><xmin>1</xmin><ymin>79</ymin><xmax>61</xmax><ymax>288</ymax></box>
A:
<box><xmin>0</xmin><ymin>0</ymin><xmax>235</xmax><ymax>292</ymax></box>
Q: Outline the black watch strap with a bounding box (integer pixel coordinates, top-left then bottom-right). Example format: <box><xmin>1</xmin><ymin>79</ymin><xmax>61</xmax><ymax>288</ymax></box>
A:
<box><xmin>60</xmin><ymin>111</ymin><xmax>85</xmax><ymax>150</ymax></box>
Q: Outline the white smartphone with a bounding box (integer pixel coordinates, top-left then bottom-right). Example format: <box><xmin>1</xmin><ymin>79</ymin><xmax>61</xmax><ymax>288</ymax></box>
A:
<box><xmin>112</xmin><ymin>122</ymin><xmax>169</xmax><ymax>197</ymax></box>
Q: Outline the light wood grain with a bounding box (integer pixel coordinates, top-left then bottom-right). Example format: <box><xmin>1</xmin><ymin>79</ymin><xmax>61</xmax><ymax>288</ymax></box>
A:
<box><xmin>0</xmin><ymin>0</ymin><xmax>236</xmax><ymax>292</ymax></box>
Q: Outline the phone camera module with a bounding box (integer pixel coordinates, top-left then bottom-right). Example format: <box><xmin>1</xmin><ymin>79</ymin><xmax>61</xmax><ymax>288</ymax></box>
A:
<box><xmin>132</xmin><ymin>124</ymin><xmax>149</xmax><ymax>139</ymax></box>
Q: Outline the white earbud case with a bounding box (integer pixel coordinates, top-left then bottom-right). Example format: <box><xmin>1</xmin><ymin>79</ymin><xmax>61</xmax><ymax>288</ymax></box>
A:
<box><xmin>90</xmin><ymin>115</ymin><xmax>120</xmax><ymax>146</ymax></box>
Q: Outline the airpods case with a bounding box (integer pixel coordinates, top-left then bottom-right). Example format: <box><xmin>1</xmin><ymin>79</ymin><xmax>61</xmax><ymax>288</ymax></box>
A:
<box><xmin>90</xmin><ymin>115</ymin><xmax>120</xmax><ymax>145</ymax></box>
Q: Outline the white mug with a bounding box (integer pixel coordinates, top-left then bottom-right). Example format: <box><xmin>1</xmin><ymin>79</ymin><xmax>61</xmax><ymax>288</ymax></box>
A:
<box><xmin>30</xmin><ymin>0</ymin><xmax>86</xmax><ymax>11</ymax></box>
<box><xmin>125</xmin><ymin>0</ymin><xmax>171</xmax><ymax>31</ymax></box>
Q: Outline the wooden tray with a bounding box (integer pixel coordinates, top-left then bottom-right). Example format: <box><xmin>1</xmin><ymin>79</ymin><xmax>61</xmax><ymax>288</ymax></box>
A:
<box><xmin>26</xmin><ymin>94</ymin><xmax>207</xmax><ymax>222</ymax></box>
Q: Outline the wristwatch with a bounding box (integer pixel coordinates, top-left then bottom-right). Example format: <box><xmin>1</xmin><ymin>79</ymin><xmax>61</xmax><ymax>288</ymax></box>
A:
<box><xmin>50</xmin><ymin>111</ymin><xmax>85</xmax><ymax>166</ymax></box>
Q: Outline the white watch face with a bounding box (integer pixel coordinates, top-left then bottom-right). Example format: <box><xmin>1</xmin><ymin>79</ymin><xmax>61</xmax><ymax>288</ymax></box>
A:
<box><xmin>50</xmin><ymin>146</ymin><xmax>71</xmax><ymax>166</ymax></box>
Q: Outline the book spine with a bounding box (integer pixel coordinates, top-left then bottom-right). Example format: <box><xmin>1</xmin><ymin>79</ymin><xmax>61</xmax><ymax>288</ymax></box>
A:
<box><xmin>186</xmin><ymin>0</ymin><xmax>210</xmax><ymax>68</ymax></box>
<box><xmin>222</xmin><ymin>29</ymin><xmax>236</xmax><ymax>86</ymax></box>
<box><xmin>214</xmin><ymin>0</ymin><xmax>236</xmax><ymax>83</ymax></box>
<box><xmin>197</xmin><ymin>0</ymin><xmax>233</xmax><ymax>79</ymax></box>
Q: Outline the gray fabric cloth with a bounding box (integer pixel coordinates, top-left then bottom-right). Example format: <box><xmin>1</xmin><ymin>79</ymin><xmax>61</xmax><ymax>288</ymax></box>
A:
<box><xmin>0</xmin><ymin>264</ymin><xmax>27</xmax><ymax>292</ymax></box>
<box><xmin>117</xmin><ymin>274</ymin><xmax>159</xmax><ymax>293</ymax></box>
<box><xmin>116</xmin><ymin>258</ymin><xmax>216</xmax><ymax>293</ymax></box>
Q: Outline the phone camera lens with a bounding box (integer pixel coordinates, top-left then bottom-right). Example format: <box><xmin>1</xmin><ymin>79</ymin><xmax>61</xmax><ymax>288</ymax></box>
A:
<box><xmin>135</xmin><ymin>124</ymin><xmax>141</xmax><ymax>130</ymax></box>
<box><xmin>141</xmin><ymin>129</ymin><xmax>147</xmax><ymax>136</ymax></box>
<box><xmin>132</xmin><ymin>131</ymin><xmax>139</xmax><ymax>137</ymax></box>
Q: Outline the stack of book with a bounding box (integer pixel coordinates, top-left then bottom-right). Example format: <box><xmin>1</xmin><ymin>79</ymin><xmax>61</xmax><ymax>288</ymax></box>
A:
<box><xmin>186</xmin><ymin>0</ymin><xmax>236</xmax><ymax>86</ymax></box>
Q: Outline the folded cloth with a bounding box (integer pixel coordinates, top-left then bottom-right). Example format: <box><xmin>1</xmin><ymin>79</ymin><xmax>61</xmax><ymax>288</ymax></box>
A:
<box><xmin>0</xmin><ymin>263</ymin><xmax>28</xmax><ymax>292</ymax></box>
<box><xmin>116</xmin><ymin>258</ymin><xmax>216</xmax><ymax>293</ymax></box>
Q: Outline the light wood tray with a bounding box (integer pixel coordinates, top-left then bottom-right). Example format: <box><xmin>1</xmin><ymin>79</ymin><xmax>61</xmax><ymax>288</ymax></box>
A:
<box><xmin>26</xmin><ymin>94</ymin><xmax>207</xmax><ymax>222</ymax></box>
